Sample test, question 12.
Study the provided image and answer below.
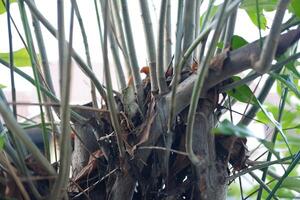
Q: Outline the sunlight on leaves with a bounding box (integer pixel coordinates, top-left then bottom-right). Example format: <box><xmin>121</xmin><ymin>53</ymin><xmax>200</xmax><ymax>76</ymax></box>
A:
<box><xmin>290</xmin><ymin>0</ymin><xmax>300</xmax><ymax>18</ymax></box>
<box><xmin>231</xmin><ymin>35</ymin><xmax>248</xmax><ymax>50</ymax></box>
<box><xmin>226</xmin><ymin>76</ymin><xmax>259</xmax><ymax>105</ymax></box>
<box><xmin>0</xmin><ymin>84</ymin><xmax>6</xmax><ymax>89</ymax></box>
<box><xmin>240</xmin><ymin>0</ymin><xmax>278</xmax><ymax>11</ymax></box>
<box><xmin>199</xmin><ymin>5</ymin><xmax>219</xmax><ymax>28</ymax></box>
<box><xmin>284</xmin><ymin>59</ymin><xmax>300</xmax><ymax>79</ymax></box>
<box><xmin>0</xmin><ymin>135</ymin><xmax>5</xmax><ymax>150</ymax></box>
<box><xmin>271</xmin><ymin>73</ymin><xmax>300</xmax><ymax>98</ymax></box>
<box><xmin>213</xmin><ymin>119</ymin><xmax>263</xmax><ymax>139</ymax></box>
<box><xmin>280</xmin><ymin>176</ymin><xmax>300</xmax><ymax>193</ymax></box>
<box><xmin>0</xmin><ymin>48</ymin><xmax>31</xmax><ymax>67</ymax></box>
<box><xmin>257</xmin><ymin>100</ymin><xmax>292</xmax><ymax>155</ymax></box>
<box><xmin>246</xmin><ymin>10</ymin><xmax>267</xmax><ymax>30</ymax></box>
<box><xmin>0</xmin><ymin>0</ymin><xmax>16</xmax><ymax>15</ymax></box>
<box><xmin>240</xmin><ymin>0</ymin><xmax>277</xmax><ymax>30</ymax></box>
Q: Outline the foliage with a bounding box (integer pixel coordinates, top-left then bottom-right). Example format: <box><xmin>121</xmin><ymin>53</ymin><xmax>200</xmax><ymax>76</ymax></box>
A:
<box><xmin>0</xmin><ymin>48</ymin><xmax>31</xmax><ymax>67</ymax></box>
<box><xmin>0</xmin><ymin>0</ymin><xmax>299</xmax><ymax>199</ymax></box>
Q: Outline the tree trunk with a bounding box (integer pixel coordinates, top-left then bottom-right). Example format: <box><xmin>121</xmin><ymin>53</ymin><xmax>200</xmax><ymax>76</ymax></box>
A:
<box><xmin>192</xmin><ymin>99</ymin><xmax>227</xmax><ymax>200</ymax></box>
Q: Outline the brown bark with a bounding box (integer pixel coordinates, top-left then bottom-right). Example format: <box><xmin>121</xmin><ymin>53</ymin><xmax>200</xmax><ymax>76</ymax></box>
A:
<box><xmin>68</xmin><ymin>27</ymin><xmax>300</xmax><ymax>199</ymax></box>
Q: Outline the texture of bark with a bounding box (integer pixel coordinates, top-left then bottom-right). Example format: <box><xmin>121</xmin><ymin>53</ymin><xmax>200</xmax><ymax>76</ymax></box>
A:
<box><xmin>71</xmin><ymin>124</ymin><xmax>98</xmax><ymax>176</ymax></box>
<box><xmin>68</xmin><ymin>27</ymin><xmax>300</xmax><ymax>199</ymax></box>
<box><xmin>108</xmin><ymin>172</ymin><xmax>136</xmax><ymax>200</ymax></box>
<box><xmin>166</xmin><ymin>27</ymin><xmax>300</xmax><ymax>114</ymax></box>
<box><xmin>192</xmin><ymin>99</ymin><xmax>228</xmax><ymax>200</ymax></box>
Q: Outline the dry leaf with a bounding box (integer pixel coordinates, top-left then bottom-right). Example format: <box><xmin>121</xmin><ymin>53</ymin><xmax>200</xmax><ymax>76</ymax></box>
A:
<box><xmin>73</xmin><ymin>150</ymin><xmax>104</xmax><ymax>182</ymax></box>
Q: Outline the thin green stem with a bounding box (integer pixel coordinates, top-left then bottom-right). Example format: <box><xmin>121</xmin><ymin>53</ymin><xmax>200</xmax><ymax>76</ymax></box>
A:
<box><xmin>120</xmin><ymin>0</ymin><xmax>143</xmax><ymax>105</ymax></box>
<box><xmin>194</xmin><ymin>0</ymin><xmax>203</xmax><ymax>56</ymax></box>
<box><xmin>249</xmin><ymin>171</ymin><xmax>279</xmax><ymax>200</ymax></box>
<box><xmin>110</xmin><ymin>0</ymin><xmax>131</xmax><ymax>77</ymax></box>
<box><xmin>164</xmin><ymin>0</ymin><xmax>172</xmax><ymax>72</ymax></box>
<box><xmin>255</xmin><ymin>0</ymin><xmax>263</xmax><ymax>48</ymax></box>
<box><xmin>99</xmin><ymin>0</ymin><xmax>126</xmax><ymax>91</ymax></box>
<box><xmin>228</xmin><ymin>155</ymin><xmax>294</xmax><ymax>181</ymax></box>
<box><xmin>17</xmin><ymin>0</ymin><xmax>50</xmax><ymax>160</ymax></box>
<box><xmin>156</xmin><ymin>0</ymin><xmax>169</xmax><ymax>94</ymax></box>
<box><xmin>23</xmin><ymin>0</ymin><xmax>107</xmax><ymax>101</ymax></box>
<box><xmin>266</xmin><ymin>151</ymin><xmax>300</xmax><ymax>200</ymax></box>
<box><xmin>31</xmin><ymin>0</ymin><xmax>58</xmax><ymax>143</ymax></box>
<box><xmin>256</xmin><ymin>87</ymin><xmax>288</xmax><ymax>200</ymax></box>
<box><xmin>197</xmin><ymin>0</ymin><xmax>215</xmax><ymax>62</ymax></box>
<box><xmin>181</xmin><ymin>0</ymin><xmax>196</xmax><ymax>67</ymax></box>
<box><xmin>174</xmin><ymin>0</ymin><xmax>184</xmax><ymax>67</ymax></box>
<box><xmin>49</xmin><ymin>2</ymin><xmax>73</xmax><ymax>199</ymax></box>
<box><xmin>0</xmin><ymin>59</ymin><xmax>86</xmax><ymax>123</ymax></box>
<box><xmin>5</xmin><ymin>0</ymin><xmax>16</xmax><ymax>118</ymax></box>
<box><xmin>72</xmin><ymin>0</ymin><xmax>98</xmax><ymax>108</ymax></box>
<box><xmin>139</xmin><ymin>0</ymin><xmax>158</xmax><ymax>92</ymax></box>
<box><xmin>31</xmin><ymin>0</ymin><xmax>55</xmax><ymax>95</ymax></box>
<box><xmin>186</xmin><ymin>0</ymin><xmax>229</xmax><ymax>166</ymax></box>
<box><xmin>223</xmin><ymin>2</ymin><xmax>237</xmax><ymax>47</ymax></box>
<box><xmin>168</xmin><ymin>0</ymin><xmax>241</xmax><ymax>132</ymax></box>
<box><xmin>0</xmin><ymin>100</ymin><xmax>56</xmax><ymax>175</ymax></box>
<box><xmin>254</xmin><ymin>0</ymin><xmax>291</xmax><ymax>73</ymax></box>
<box><xmin>103</xmin><ymin>0</ymin><xmax>125</xmax><ymax>158</ymax></box>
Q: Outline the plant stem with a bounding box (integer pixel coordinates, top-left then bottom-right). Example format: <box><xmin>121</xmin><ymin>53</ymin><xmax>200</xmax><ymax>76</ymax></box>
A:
<box><xmin>139</xmin><ymin>0</ymin><xmax>158</xmax><ymax>92</ymax></box>
<box><xmin>49</xmin><ymin>2</ymin><xmax>74</xmax><ymax>199</ymax></box>
<box><xmin>23</xmin><ymin>0</ymin><xmax>107</xmax><ymax>102</ymax></box>
<box><xmin>156</xmin><ymin>0</ymin><xmax>169</xmax><ymax>94</ymax></box>
<box><xmin>186</xmin><ymin>0</ymin><xmax>229</xmax><ymax>166</ymax></box>
<box><xmin>254</xmin><ymin>0</ymin><xmax>291</xmax><ymax>73</ymax></box>
<box><xmin>103</xmin><ymin>0</ymin><xmax>125</xmax><ymax>158</ymax></box>
<box><xmin>266</xmin><ymin>151</ymin><xmax>300</xmax><ymax>200</ymax></box>
<box><xmin>120</xmin><ymin>0</ymin><xmax>143</xmax><ymax>106</ymax></box>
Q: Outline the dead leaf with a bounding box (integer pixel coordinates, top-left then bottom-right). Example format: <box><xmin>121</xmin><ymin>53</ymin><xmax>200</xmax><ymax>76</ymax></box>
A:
<box><xmin>215</xmin><ymin>135</ymin><xmax>248</xmax><ymax>170</ymax></box>
<box><xmin>132</xmin><ymin>96</ymin><xmax>157</xmax><ymax>152</ymax></box>
<box><xmin>73</xmin><ymin>150</ymin><xmax>104</xmax><ymax>182</ymax></box>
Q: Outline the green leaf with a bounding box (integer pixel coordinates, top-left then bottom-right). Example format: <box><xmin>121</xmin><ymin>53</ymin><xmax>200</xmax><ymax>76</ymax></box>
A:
<box><xmin>199</xmin><ymin>5</ymin><xmax>219</xmax><ymax>28</ymax></box>
<box><xmin>240</xmin><ymin>0</ymin><xmax>277</xmax><ymax>30</ymax></box>
<box><xmin>240</xmin><ymin>0</ymin><xmax>278</xmax><ymax>11</ymax></box>
<box><xmin>280</xmin><ymin>177</ymin><xmax>300</xmax><ymax>193</ymax></box>
<box><xmin>214</xmin><ymin>119</ymin><xmax>264</xmax><ymax>139</ymax></box>
<box><xmin>0</xmin><ymin>84</ymin><xmax>6</xmax><ymax>89</ymax></box>
<box><xmin>0</xmin><ymin>135</ymin><xmax>5</xmax><ymax>150</ymax></box>
<box><xmin>0</xmin><ymin>0</ymin><xmax>16</xmax><ymax>15</ymax></box>
<box><xmin>217</xmin><ymin>41</ymin><xmax>224</xmax><ymax>50</ymax></box>
<box><xmin>246</xmin><ymin>10</ymin><xmax>267</xmax><ymax>30</ymax></box>
<box><xmin>231</xmin><ymin>35</ymin><xmax>248</xmax><ymax>50</ymax></box>
<box><xmin>213</xmin><ymin>119</ymin><xmax>279</xmax><ymax>157</ymax></box>
<box><xmin>256</xmin><ymin>104</ymin><xmax>299</xmax><ymax>130</ymax></box>
<box><xmin>285</xmin><ymin>60</ymin><xmax>300</xmax><ymax>79</ymax></box>
<box><xmin>256</xmin><ymin>100</ymin><xmax>292</xmax><ymax>154</ymax></box>
<box><xmin>226</xmin><ymin>76</ymin><xmax>259</xmax><ymax>105</ymax></box>
<box><xmin>260</xmin><ymin>139</ymin><xmax>280</xmax><ymax>158</ymax></box>
<box><xmin>0</xmin><ymin>48</ymin><xmax>31</xmax><ymax>67</ymax></box>
<box><xmin>291</xmin><ymin>0</ymin><xmax>300</xmax><ymax>18</ymax></box>
<box><xmin>276</xmin><ymin>188</ymin><xmax>296</xmax><ymax>199</ymax></box>
<box><xmin>271</xmin><ymin>73</ymin><xmax>300</xmax><ymax>98</ymax></box>
<box><xmin>0</xmin><ymin>127</ymin><xmax>6</xmax><ymax>151</ymax></box>
<box><xmin>284</xmin><ymin>124</ymin><xmax>300</xmax><ymax>131</ymax></box>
